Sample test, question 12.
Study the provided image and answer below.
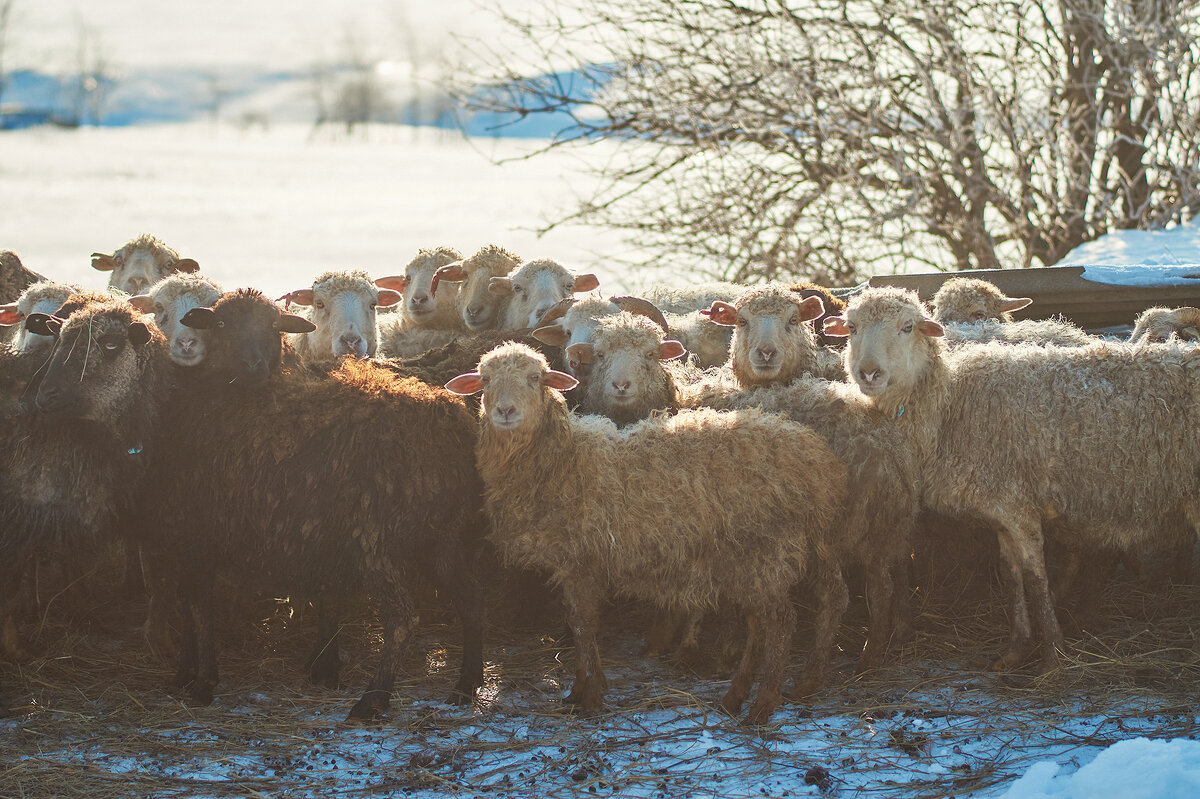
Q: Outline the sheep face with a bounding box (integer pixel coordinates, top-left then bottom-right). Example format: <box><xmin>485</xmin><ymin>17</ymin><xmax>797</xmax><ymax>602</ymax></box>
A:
<box><xmin>31</xmin><ymin>304</ymin><xmax>160</xmax><ymax>422</ymax></box>
<box><xmin>930</xmin><ymin>277</ymin><xmax>1031</xmax><ymax>324</ymax></box>
<box><xmin>280</xmin><ymin>271</ymin><xmax>400</xmax><ymax>359</ymax></box>
<box><xmin>91</xmin><ymin>235</ymin><xmax>200</xmax><ymax>296</ymax></box>
<box><xmin>1130</xmin><ymin>306</ymin><xmax>1200</xmax><ymax>344</ymax></box>
<box><xmin>707</xmin><ymin>287</ymin><xmax>824</xmax><ymax>387</ymax></box>
<box><xmin>131</xmin><ymin>275</ymin><xmax>223</xmax><ymax>366</ymax></box>
<box><xmin>491</xmin><ymin>259</ymin><xmax>600</xmax><ymax>330</ymax></box>
<box><xmin>446</xmin><ymin>343</ymin><xmax>577</xmax><ymax>432</ymax></box>
<box><xmin>567</xmin><ymin>314</ymin><xmax>685</xmax><ymax>425</ymax></box>
<box><xmin>0</xmin><ymin>282</ymin><xmax>78</xmax><ymax>355</ymax></box>
<box><xmin>396</xmin><ymin>247</ymin><xmax>461</xmax><ymax>328</ymax></box>
<box><xmin>434</xmin><ymin>246</ymin><xmax>521</xmax><ymax>331</ymax></box>
<box><xmin>180</xmin><ymin>290</ymin><xmax>315</xmax><ymax>387</ymax></box>
<box><xmin>827</xmin><ymin>289</ymin><xmax>943</xmax><ymax>404</ymax></box>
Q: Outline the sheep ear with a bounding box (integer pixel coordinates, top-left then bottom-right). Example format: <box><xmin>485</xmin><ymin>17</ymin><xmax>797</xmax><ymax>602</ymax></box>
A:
<box><xmin>281</xmin><ymin>289</ymin><xmax>315</xmax><ymax>307</ymax></box>
<box><xmin>565</xmin><ymin>342</ymin><xmax>594</xmax><ymax>365</ymax></box>
<box><xmin>376</xmin><ymin>288</ymin><xmax>403</xmax><ymax>307</ymax></box>
<box><xmin>128</xmin><ymin>294</ymin><xmax>156</xmax><ymax>313</ymax></box>
<box><xmin>488</xmin><ymin>277</ymin><xmax>514</xmax><ymax>296</ymax></box>
<box><xmin>25</xmin><ymin>313</ymin><xmax>63</xmax><ymax>337</ymax></box>
<box><xmin>658</xmin><ymin>340</ymin><xmax>686</xmax><ymax>361</ymax></box>
<box><xmin>1001</xmin><ymin>296</ymin><xmax>1033</xmax><ymax>313</ymax></box>
<box><xmin>279</xmin><ymin>312</ymin><xmax>317</xmax><ymax>334</ymax></box>
<box><xmin>822</xmin><ymin>316</ymin><xmax>851</xmax><ymax>337</ymax></box>
<box><xmin>532</xmin><ymin>324</ymin><xmax>570</xmax><ymax>347</ymax></box>
<box><xmin>128</xmin><ymin>322</ymin><xmax>153</xmax><ymax>348</ymax></box>
<box><xmin>541</xmin><ymin>369</ymin><xmax>579</xmax><ymax>391</ymax></box>
<box><xmin>91</xmin><ymin>252</ymin><xmax>117</xmax><ymax>271</ymax></box>
<box><xmin>0</xmin><ymin>303</ymin><xmax>23</xmax><ymax>326</ymax></box>
<box><xmin>798</xmin><ymin>295</ymin><xmax>826</xmax><ymax>322</ymax></box>
<box><xmin>917</xmin><ymin>319</ymin><xmax>945</xmax><ymax>337</ymax></box>
<box><xmin>572</xmin><ymin>273</ymin><xmax>600</xmax><ymax>293</ymax></box>
<box><xmin>445</xmin><ymin>372</ymin><xmax>485</xmax><ymax>395</ymax></box>
<box><xmin>701</xmin><ymin>301</ymin><xmax>738</xmax><ymax>327</ymax></box>
<box><xmin>374</xmin><ymin>275</ymin><xmax>408</xmax><ymax>293</ymax></box>
<box><xmin>175</xmin><ymin>258</ymin><xmax>200</xmax><ymax>274</ymax></box>
<box><xmin>434</xmin><ymin>262</ymin><xmax>467</xmax><ymax>286</ymax></box>
<box><xmin>180</xmin><ymin>307</ymin><xmax>217</xmax><ymax>329</ymax></box>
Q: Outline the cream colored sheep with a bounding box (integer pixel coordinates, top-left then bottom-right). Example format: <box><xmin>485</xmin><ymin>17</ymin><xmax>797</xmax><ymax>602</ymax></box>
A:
<box><xmin>130</xmin><ymin>273</ymin><xmax>224</xmax><ymax>367</ymax></box>
<box><xmin>1130</xmin><ymin>306</ymin><xmax>1200</xmax><ymax>344</ymax></box>
<box><xmin>92</xmin><ymin>234</ymin><xmax>200</xmax><ymax>296</ymax></box>
<box><xmin>430</xmin><ymin>245</ymin><xmax>523</xmax><ymax>331</ymax></box>
<box><xmin>277</xmin><ymin>270</ymin><xmax>402</xmax><ymax>363</ymax></box>
<box><xmin>930</xmin><ymin>276</ymin><xmax>1031</xmax><ymax>323</ymax></box>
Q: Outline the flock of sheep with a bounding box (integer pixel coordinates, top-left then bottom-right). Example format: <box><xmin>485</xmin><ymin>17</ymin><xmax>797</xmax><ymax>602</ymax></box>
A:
<box><xmin>0</xmin><ymin>234</ymin><xmax>1197</xmax><ymax>726</ymax></box>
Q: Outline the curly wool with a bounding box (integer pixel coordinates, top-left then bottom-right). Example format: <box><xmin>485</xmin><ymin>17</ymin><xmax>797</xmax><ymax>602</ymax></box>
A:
<box><xmin>930</xmin><ymin>276</ymin><xmax>1026</xmax><ymax>323</ymax></box>
<box><xmin>0</xmin><ymin>251</ymin><xmax>46</xmax><ymax>304</ymax></box>
<box><xmin>942</xmin><ymin>317</ymin><xmax>1094</xmax><ymax>348</ymax></box>
<box><xmin>1130</xmin><ymin>306</ymin><xmax>1200</xmax><ymax>344</ymax></box>
<box><xmin>573</xmin><ymin>313</ymin><xmax>682</xmax><ymax>426</ymax></box>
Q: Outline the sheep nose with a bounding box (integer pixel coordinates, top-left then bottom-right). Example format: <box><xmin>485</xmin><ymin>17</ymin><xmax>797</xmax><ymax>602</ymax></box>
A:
<box><xmin>612</xmin><ymin>380</ymin><xmax>631</xmax><ymax>395</ymax></box>
<box><xmin>410</xmin><ymin>293</ymin><xmax>430</xmax><ymax>308</ymax></box>
<box><xmin>755</xmin><ymin>345</ymin><xmax>776</xmax><ymax>363</ymax></box>
<box><xmin>494</xmin><ymin>405</ymin><xmax>517</xmax><ymax>421</ymax></box>
<box><xmin>339</xmin><ymin>333</ymin><xmax>364</xmax><ymax>351</ymax></box>
<box><xmin>465</xmin><ymin>306</ymin><xmax>482</xmax><ymax>321</ymax></box>
<box><xmin>36</xmin><ymin>383</ymin><xmax>64</xmax><ymax>412</ymax></box>
<box><xmin>177</xmin><ymin>337</ymin><xmax>196</xmax><ymax>353</ymax></box>
<box><xmin>858</xmin><ymin>367</ymin><xmax>883</xmax><ymax>385</ymax></box>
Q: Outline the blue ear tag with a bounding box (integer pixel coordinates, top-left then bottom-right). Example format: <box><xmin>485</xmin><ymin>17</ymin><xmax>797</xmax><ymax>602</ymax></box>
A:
<box><xmin>127</xmin><ymin>442</ymin><xmax>143</xmax><ymax>456</ymax></box>
<box><xmin>896</xmin><ymin>405</ymin><xmax>904</xmax><ymax>418</ymax></box>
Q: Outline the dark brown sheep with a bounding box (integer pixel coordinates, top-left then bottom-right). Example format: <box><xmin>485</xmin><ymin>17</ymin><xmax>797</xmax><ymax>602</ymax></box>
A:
<box><xmin>143</xmin><ymin>289</ymin><xmax>487</xmax><ymax>720</ymax></box>
<box><xmin>0</xmin><ymin>251</ymin><xmax>47</xmax><ymax>304</ymax></box>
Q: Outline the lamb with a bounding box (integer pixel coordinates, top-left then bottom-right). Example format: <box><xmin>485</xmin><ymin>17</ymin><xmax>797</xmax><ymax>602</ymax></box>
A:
<box><xmin>430</xmin><ymin>245</ymin><xmax>523</xmax><ymax>331</ymax></box>
<box><xmin>703</xmin><ymin>284</ymin><xmax>846</xmax><ymax>385</ymax></box>
<box><xmin>92</xmin><ymin>234</ymin><xmax>200</xmax><ymax>296</ymax></box>
<box><xmin>141</xmin><ymin>289</ymin><xmax>486</xmax><ymax>719</ymax></box>
<box><xmin>562</xmin><ymin>312</ymin><xmax>687</xmax><ymax>426</ymax></box>
<box><xmin>930</xmin><ymin>276</ymin><xmax>1032</xmax><ymax>323</ymax></box>
<box><xmin>129</xmin><ymin>273</ymin><xmax>225</xmax><ymax>367</ymax></box>
<box><xmin>276</xmin><ymin>270</ymin><xmax>403</xmax><ymax>362</ymax></box>
<box><xmin>0</xmin><ymin>250</ymin><xmax>48</xmax><ymax>304</ymax></box>
<box><xmin>0</xmin><ymin>281</ymin><xmax>83</xmax><ymax>355</ymax></box>
<box><xmin>446</xmin><ymin>342</ymin><xmax>847</xmax><ymax>724</ymax></box>
<box><xmin>1130</xmin><ymin>306</ymin><xmax>1200</xmax><ymax>344</ymax></box>
<box><xmin>828</xmin><ymin>286</ymin><xmax>1200</xmax><ymax>672</ymax></box>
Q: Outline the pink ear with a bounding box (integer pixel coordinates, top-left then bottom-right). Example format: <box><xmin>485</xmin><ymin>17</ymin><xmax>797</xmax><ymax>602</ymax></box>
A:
<box><xmin>658</xmin><ymin>340</ymin><xmax>686</xmax><ymax>360</ymax></box>
<box><xmin>1001</xmin><ymin>297</ymin><xmax>1033</xmax><ymax>313</ymax></box>
<box><xmin>798</xmin><ymin>295</ymin><xmax>826</xmax><ymax>322</ymax></box>
<box><xmin>917</xmin><ymin>319</ymin><xmax>945</xmax><ymax>337</ymax></box>
<box><xmin>823</xmin><ymin>316</ymin><xmax>851</xmax><ymax>337</ymax></box>
<box><xmin>565</xmin><ymin>342</ymin><xmax>594</xmax><ymax>365</ymax></box>
<box><xmin>128</xmin><ymin>294</ymin><xmax>156</xmax><ymax>313</ymax></box>
<box><xmin>375</xmin><ymin>275</ymin><xmax>408</xmax><ymax>293</ymax></box>
<box><xmin>376</xmin><ymin>288</ymin><xmax>403</xmax><ymax>307</ymax></box>
<box><xmin>532</xmin><ymin>324</ymin><xmax>570</xmax><ymax>347</ymax></box>
<box><xmin>281</xmin><ymin>289</ymin><xmax>315</xmax><ymax>307</ymax></box>
<box><xmin>175</xmin><ymin>258</ymin><xmax>200</xmax><ymax>274</ymax></box>
<box><xmin>573</xmin><ymin>273</ymin><xmax>600</xmax><ymax>293</ymax></box>
<box><xmin>434</xmin><ymin>263</ymin><xmax>467</xmax><ymax>283</ymax></box>
<box><xmin>91</xmin><ymin>252</ymin><xmax>117</xmax><ymax>271</ymax></box>
<box><xmin>0</xmin><ymin>306</ymin><xmax>23</xmax><ymax>326</ymax></box>
<box><xmin>445</xmin><ymin>372</ymin><xmax>486</xmax><ymax>395</ymax></box>
<box><xmin>541</xmin><ymin>369</ymin><xmax>580</xmax><ymax>391</ymax></box>
<box><xmin>702</xmin><ymin>301</ymin><xmax>739</xmax><ymax>327</ymax></box>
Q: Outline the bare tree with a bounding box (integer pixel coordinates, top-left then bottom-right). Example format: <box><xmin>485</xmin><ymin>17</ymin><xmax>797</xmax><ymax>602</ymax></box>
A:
<box><xmin>310</xmin><ymin>25</ymin><xmax>387</xmax><ymax>135</ymax></box>
<box><xmin>465</xmin><ymin>0</ymin><xmax>1200</xmax><ymax>285</ymax></box>
<box><xmin>68</xmin><ymin>16</ymin><xmax>116</xmax><ymax>126</ymax></box>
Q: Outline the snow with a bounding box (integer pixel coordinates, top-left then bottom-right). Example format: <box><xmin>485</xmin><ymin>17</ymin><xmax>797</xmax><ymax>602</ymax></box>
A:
<box><xmin>1058</xmin><ymin>217</ymin><xmax>1200</xmax><ymax>286</ymax></box>
<box><xmin>1001</xmin><ymin>738</ymin><xmax>1200</xmax><ymax>799</ymax></box>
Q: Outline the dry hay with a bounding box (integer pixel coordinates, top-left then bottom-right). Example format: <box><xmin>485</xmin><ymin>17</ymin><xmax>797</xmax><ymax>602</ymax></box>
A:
<box><xmin>1</xmin><ymin>541</ymin><xmax>1199</xmax><ymax>799</ymax></box>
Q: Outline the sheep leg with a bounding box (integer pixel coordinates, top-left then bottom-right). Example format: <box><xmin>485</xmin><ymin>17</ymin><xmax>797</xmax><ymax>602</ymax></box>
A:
<box><xmin>562</xmin><ymin>584</ymin><xmax>606</xmax><ymax>714</ymax></box>
<box><xmin>443</xmin><ymin>572</ymin><xmax>485</xmax><ymax>703</ymax></box>
<box><xmin>991</xmin><ymin>517</ymin><xmax>1061</xmax><ymax>672</ymax></box>
<box><xmin>746</xmin><ymin>600</ymin><xmax>796</xmax><ymax>726</ymax></box>
<box><xmin>0</xmin><ymin>562</ymin><xmax>32</xmax><ymax>662</ymax></box>
<box><xmin>859</xmin><ymin>557</ymin><xmax>897</xmax><ymax>671</ymax></box>
<box><xmin>672</xmin><ymin>611</ymin><xmax>705</xmax><ymax>672</ymax></box>
<box><xmin>788</xmin><ymin>560</ymin><xmax>848</xmax><ymax>699</ymax></box>
<box><xmin>347</xmin><ymin>579</ymin><xmax>417</xmax><ymax>722</ymax></box>
<box><xmin>305</xmin><ymin>600</ymin><xmax>341</xmax><ymax>689</ymax></box>
<box><xmin>720</xmin><ymin>612</ymin><xmax>762</xmax><ymax>717</ymax></box>
<box><xmin>139</xmin><ymin>546</ymin><xmax>175</xmax><ymax>659</ymax></box>
<box><xmin>189</xmin><ymin>582</ymin><xmax>219</xmax><ymax>706</ymax></box>
<box><xmin>889</xmin><ymin>558</ymin><xmax>914</xmax><ymax>648</ymax></box>
<box><xmin>641</xmin><ymin>609</ymin><xmax>683</xmax><ymax>658</ymax></box>
<box><xmin>172</xmin><ymin>589</ymin><xmax>198</xmax><ymax>690</ymax></box>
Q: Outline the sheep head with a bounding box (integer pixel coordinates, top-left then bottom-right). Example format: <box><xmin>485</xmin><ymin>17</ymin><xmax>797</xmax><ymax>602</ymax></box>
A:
<box><xmin>446</xmin><ymin>342</ymin><xmax>577</xmax><ymax>433</ymax></box>
<box><xmin>704</xmin><ymin>286</ymin><xmax>825</xmax><ymax>388</ymax></box>
<box><xmin>930</xmin><ymin>277</ymin><xmax>1031</xmax><ymax>324</ymax></box>
<box><xmin>92</xmin><ymin>234</ymin><xmax>200</xmax><ymax>296</ymax></box>
<box><xmin>180</xmin><ymin>289</ymin><xmax>314</xmax><ymax>387</ymax></box>
<box><xmin>278</xmin><ymin>270</ymin><xmax>400</xmax><ymax>360</ymax></box>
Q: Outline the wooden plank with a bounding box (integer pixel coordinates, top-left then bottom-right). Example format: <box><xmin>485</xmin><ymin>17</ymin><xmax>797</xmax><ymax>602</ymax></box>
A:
<box><xmin>868</xmin><ymin>266</ymin><xmax>1200</xmax><ymax>331</ymax></box>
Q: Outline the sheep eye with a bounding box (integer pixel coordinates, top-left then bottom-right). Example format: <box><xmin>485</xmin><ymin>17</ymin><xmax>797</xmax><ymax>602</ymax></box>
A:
<box><xmin>154</xmin><ymin>303</ymin><xmax>165</xmax><ymax>314</ymax></box>
<box><xmin>972</xmin><ymin>312</ymin><xmax>986</xmax><ymax>321</ymax></box>
<box><xmin>314</xmin><ymin>300</ymin><xmax>325</xmax><ymax>310</ymax></box>
<box><xmin>513</xmin><ymin>285</ymin><xmax>525</xmax><ymax>296</ymax></box>
<box><xmin>100</xmin><ymin>335</ymin><xmax>123</xmax><ymax>355</ymax></box>
<box><xmin>646</xmin><ymin>351</ymin><xmax>656</xmax><ymax>359</ymax></box>
<box><xmin>789</xmin><ymin>315</ymin><xmax>800</xmax><ymax>326</ymax></box>
<box><xmin>736</xmin><ymin>318</ymin><xmax>747</xmax><ymax>327</ymax></box>
<box><xmin>901</xmin><ymin>321</ymin><xmax>913</xmax><ymax>333</ymax></box>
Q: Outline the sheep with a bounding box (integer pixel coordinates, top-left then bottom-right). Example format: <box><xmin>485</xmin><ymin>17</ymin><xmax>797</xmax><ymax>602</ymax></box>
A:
<box><xmin>1130</xmin><ymin>306</ymin><xmax>1200</xmax><ymax>344</ymax></box>
<box><xmin>376</xmin><ymin>247</ymin><xmax>465</xmax><ymax>358</ymax></box>
<box><xmin>0</xmin><ymin>281</ymin><xmax>82</xmax><ymax>355</ymax></box>
<box><xmin>532</xmin><ymin>294</ymin><xmax>670</xmax><ymax>377</ymax></box>
<box><xmin>446</xmin><ymin>342</ymin><xmax>847</xmax><ymax>724</ymax></box>
<box><xmin>563</xmin><ymin>312</ymin><xmax>687</xmax><ymax>426</ymax></box>
<box><xmin>786</xmin><ymin>281</ymin><xmax>848</xmax><ymax>349</ymax></box>
<box><xmin>276</xmin><ymin>270</ymin><xmax>403</xmax><ymax>362</ymax></box>
<box><xmin>941</xmin><ymin>317</ymin><xmax>1095</xmax><ymax>348</ymax></box>
<box><xmin>128</xmin><ymin>273</ymin><xmax>225</xmax><ymax>367</ymax></box>
<box><xmin>0</xmin><ymin>300</ymin><xmax>175</xmax><ymax>675</ymax></box>
<box><xmin>639</xmin><ymin>281</ymin><xmax>745</xmax><ymax>315</ymax></box>
<box><xmin>92</xmin><ymin>234</ymin><xmax>200</xmax><ymax>296</ymax></box>
<box><xmin>828</xmin><ymin>286</ymin><xmax>1200</xmax><ymax>673</ymax></box>
<box><xmin>0</xmin><ymin>250</ymin><xmax>48</xmax><ymax>304</ymax></box>
<box><xmin>703</xmin><ymin>285</ymin><xmax>846</xmax><ymax>386</ymax></box>
<box><xmin>430</xmin><ymin>245</ymin><xmax>523</xmax><ymax>331</ymax></box>
<box><xmin>930</xmin><ymin>276</ymin><xmax>1032</xmax><ymax>324</ymax></box>
<box><xmin>142</xmin><ymin>289</ymin><xmax>486</xmax><ymax>720</ymax></box>
<box><xmin>489</xmin><ymin>257</ymin><xmax>600</xmax><ymax>331</ymax></box>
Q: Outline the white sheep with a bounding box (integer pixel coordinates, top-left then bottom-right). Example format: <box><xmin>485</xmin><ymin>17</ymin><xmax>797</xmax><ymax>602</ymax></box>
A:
<box><xmin>446</xmin><ymin>342</ymin><xmax>847</xmax><ymax>724</ymax></box>
<box><xmin>430</xmin><ymin>245</ymin><xmax>523</xmax><ymax>331</ymax></box>
<box><xmin>1130</xmin><ymin>306</ymin><xmax>1200</xmax><ymax>344</ymax></box>
<box><xmin>377</xmin><ymin>247</ymin><xmax>465</xmax><ymax>358</ymax></box>
<box><xmin>276</xmin><ymin>270</ymin><xmax>403</xmax><ymax>362</ymax></box>
<box><xmin>92</xmin><ymin>234</ymin><xmax>200</xmax><ymax>296</ymax></box>
<box><xmin>129</xmin><ymin>273</ymin><xmax>225</xmax><ymax>367</ymax></box>
<box><xmin>930</xmin><ymin>276</ymin><xmax>1032</xmax><ymax>323</ymax></box>
<box><xmin>489</xmin><ymin>258</ymin><xmax>600</xmax><ymax>331</ymax></box>
<box><xmin>0</xmin><ymin>281</ymin><xmax>82</xmax><ymax>355</ymax></box>
<box><xmin>639</xmin><ymin>281</ymin><xmax>745</xmax><ymax>315</ymax></box>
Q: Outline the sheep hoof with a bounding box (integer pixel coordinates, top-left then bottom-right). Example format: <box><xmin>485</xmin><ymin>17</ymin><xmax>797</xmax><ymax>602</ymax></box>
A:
<box><xmin>185</xmin><ymin>680</ymin><xmax>215</xmax><ymax>707</ymax></box>
<box><xmin>718</xmin><ymin>692</ymin><xmax>745</xmax><ymax>718</ymax></box>
<box><xmin>346</xmin><ymin>690</ymin><xmax>390</xmax><ymax>722</ymax></box>
<box><xmin>446</xmin><ymin>683</ymin><xmax>479</xmax><ymax>706</ymax></box>
<box><xmin>784</xmin><ymin>676</ymin><xmax>822</xmax><ymax>701</ymax></box>
<box><xmin>743</xmin><ymin>702</ymin><xmax>777</xmax><ymax>727</ymax></box>
<box><xmin>987</xmin><ymin>649</ymin><xmax>1029</xmax><ymax>672</ymax></box>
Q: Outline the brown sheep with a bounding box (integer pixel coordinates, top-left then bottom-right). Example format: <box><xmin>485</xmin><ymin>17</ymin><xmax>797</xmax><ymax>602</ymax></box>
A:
<box><xmin>0</xmin><ymin>250</ymin><xmax>47</xmax><ymax>304</ymax></box>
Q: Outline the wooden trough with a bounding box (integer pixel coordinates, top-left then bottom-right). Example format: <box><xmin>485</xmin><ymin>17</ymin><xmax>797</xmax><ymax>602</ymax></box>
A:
<box><xmin>868</xmin><ymin>265</ymin><xmax>1200</xmax><ymax>333</ymax></box>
